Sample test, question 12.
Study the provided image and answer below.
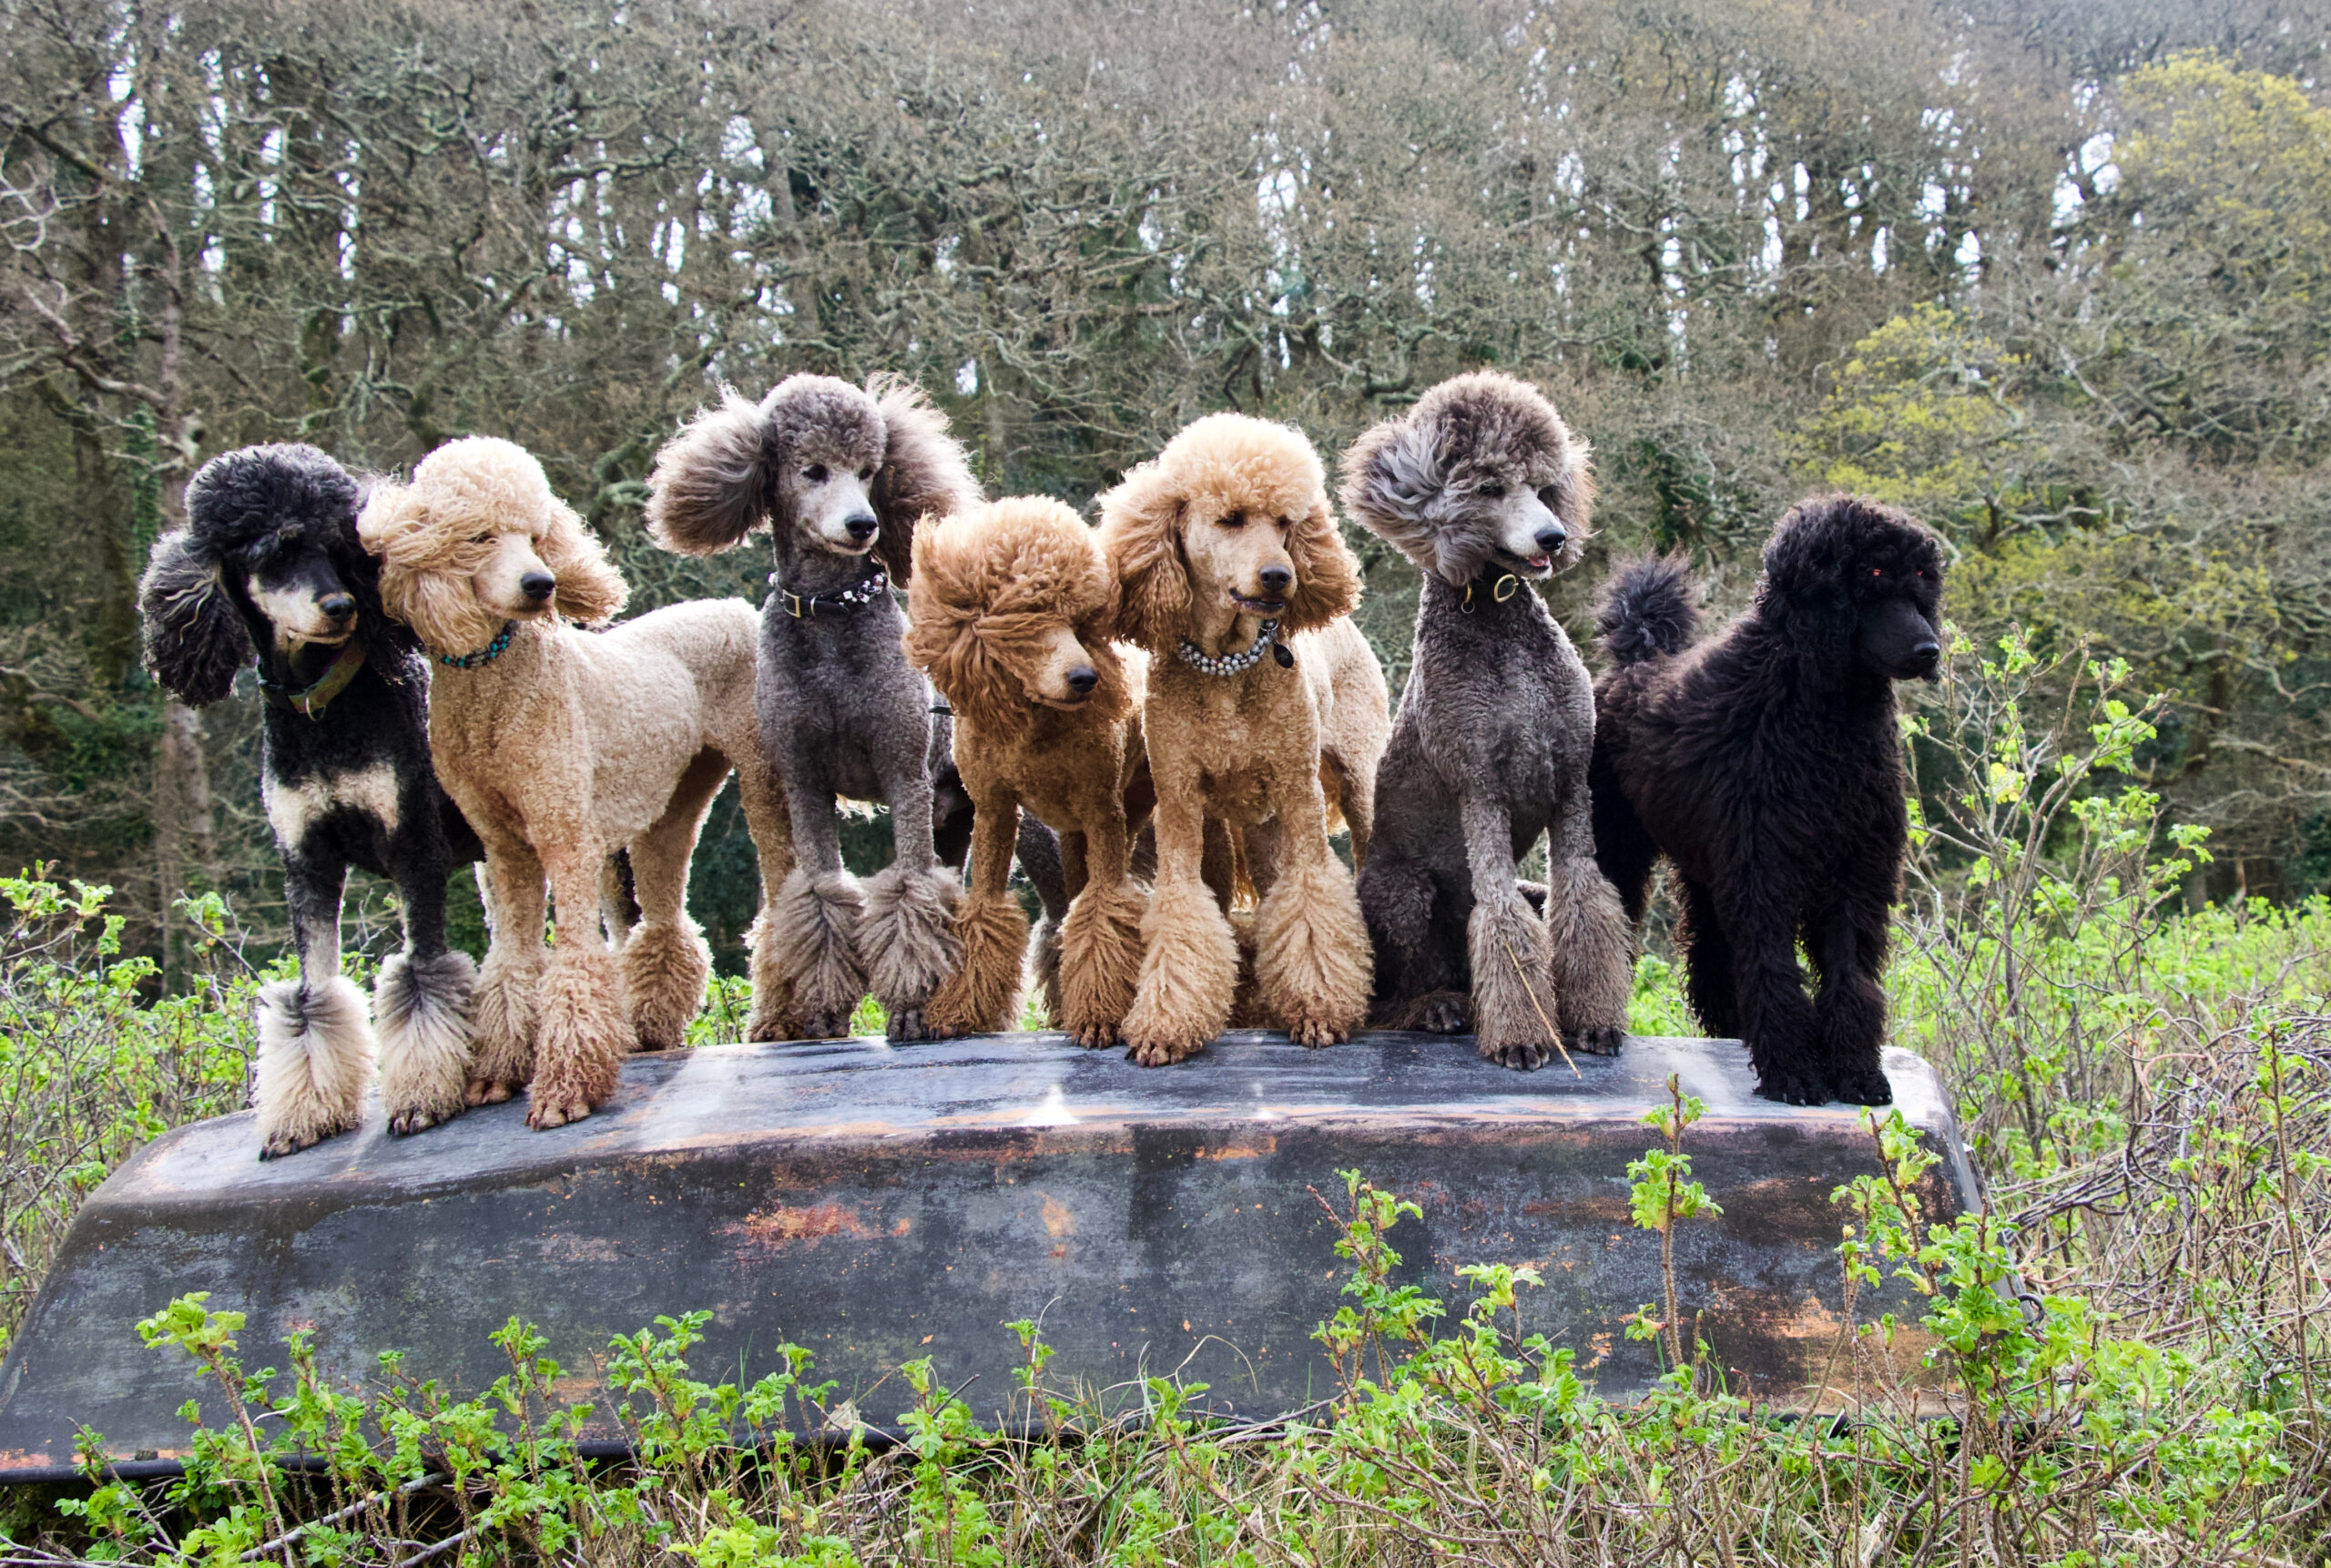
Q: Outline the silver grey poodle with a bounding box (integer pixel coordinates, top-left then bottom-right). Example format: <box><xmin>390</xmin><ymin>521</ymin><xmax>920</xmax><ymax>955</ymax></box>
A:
<box><xmin>1340</xmin><ymin>372</ymin><xmax>1634</xmax><ymax>1067</ymax></box>
<box><xmin>645</xmin><ymin>374</ymin><xmax>982</xmax><ymax>1041</ymax></box>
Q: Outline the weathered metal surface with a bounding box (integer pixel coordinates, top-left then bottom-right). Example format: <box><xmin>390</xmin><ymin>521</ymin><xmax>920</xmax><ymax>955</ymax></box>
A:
<box><xmin>0</xmin><ymin>1033</ymin><xmax>1977</xmax><ymax>1479</ymax></box>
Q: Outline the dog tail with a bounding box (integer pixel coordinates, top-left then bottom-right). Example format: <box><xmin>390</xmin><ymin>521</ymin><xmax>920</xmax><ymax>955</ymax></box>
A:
<box><xmin>1596</xmin><ymin>555</ymin><xmax>1698</xmax><ymax>667</ymax></box>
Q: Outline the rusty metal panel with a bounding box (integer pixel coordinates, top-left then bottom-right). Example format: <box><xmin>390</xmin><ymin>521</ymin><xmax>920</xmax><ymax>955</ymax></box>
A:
<box><xmin>0</xmin><ymin>1033</ymin><xmax>1978</xmax><ymax>1479</ymax></box>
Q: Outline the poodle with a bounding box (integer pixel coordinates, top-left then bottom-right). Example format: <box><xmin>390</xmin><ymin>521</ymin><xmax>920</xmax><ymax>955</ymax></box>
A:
<box><xmin>904</xmin><ymin>496</ymin><xmax>1150</xmax><ymax>1044</ymax></box>
<box><xmin>645</xmin><ymin>373</ymin><xmax>982</xmax><ymax>1042</ymax></box>
<box><xmin>1098</xmin><ymin>413</ymin><xmax>1389</xmax><ymax>1064</ymax></box>
<box><xmin>1591</xmin><ymin>494</ymin><xmax>1944</xmax><ymax>1106</ymax></box>
<box><xmin>1339</xmin><ymin>372</ymin><xmax>1634</xmax><ymax>1068</ymax></box>
<box><xmin>139</xmin><ymin>443</ymin><xmax>482</xmax><ymax>1157</ymax></box>
<box><xmin>359</xmin><ymin>437</ymin><xmax>794</xmax><ymax>1128</ymax></box>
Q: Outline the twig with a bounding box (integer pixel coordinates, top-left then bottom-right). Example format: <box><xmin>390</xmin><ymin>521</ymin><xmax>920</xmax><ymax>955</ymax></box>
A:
<box><xmin>1501</xmin><ymin>939</ymin><xmax>1579</xmax><ymax>1076</ymax></box>
<box><xmin>240</xmin><ymin>1472</ymin><xmax>442</xmax><ymax>1562</ymax></box>
<box><xmin>392</xmin><ymin>1527</ymin><xmax>477</xmax><ymax>1568</ymax></box>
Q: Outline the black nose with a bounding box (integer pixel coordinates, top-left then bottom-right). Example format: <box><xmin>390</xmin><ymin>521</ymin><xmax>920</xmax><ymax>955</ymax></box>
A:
<box><xmin>1258</xmin><ymin>565</ymin><xmax>1293</xmax><ymax>596</ymax></box>
<box><xmin>844</xmin><ymin>513</ymin><xmax>879</xmax><ymax>542</ymax></box>
<box><xmin>320</xmin><ymin>594</ymin><xmax>355</xmax><ymax>622</ymax></box>
<box><xmin>1913</xmin><ymin>639</ymin><xmax>1940</xmax><ymax>663</ymax></box>
<box><xmin>1065</xmin><ymin>666</ymin><xmax>1098</xmax><ymax>696</ymax></box>
<box><xmin>520</xmin><ymin>572</ymin><xmax>555</xmax><ymax>603</ymax></box>
<box><xmin>1533</xmin><ymin>525</ymin><xmax>1569</xmax><ymax>555</ymax></box>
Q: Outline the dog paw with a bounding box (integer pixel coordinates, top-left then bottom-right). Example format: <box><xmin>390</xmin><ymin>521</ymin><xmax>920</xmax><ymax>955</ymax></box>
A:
<box><xmin>888</xmin><ymin>1007</ymin><xmax>937</xmax><ymax>1043</ymax></box>
<box><xmin>1419</xmin><ymin>995</ymin><xmax>1471</xmax><ymax>1033</ymax></box>
<box><xmin>1286</xmin><ymin>1018</ymin><xmax>1349</xmax><ymax>1049</ymax></box>
<box><xmin>1479</xmin><ymin>1037</ymin><xmax>1551</xmax><ymax>1071</ymax></box>
<box><xmin>1125</xmin><ymin>1035</ymin><xmax>1204</xmax><ymax>1067</ymax></box>
<box><xmin>465</xmin><ymin>1076</ymin><xmax>520</xmax><ymax>1106</ymax></box>
<box><xmin>1828</xmin><ymin>1065</ymin><xmax>1894</xmax><ymax>1106</ymax></box>
<box><xmin>1755</xmin><ymin>1071</ymin><xmax>1834</xmax><ymax>1106</ymax></box>
<box><xmin>258</xmin><ymin>1128</ymin><xmax>331</xmax><ymax>1160</ymax></box>
<box><xmin>525</xmin><ymin>1090</ymin><xmax>594</xmax><ymax>1130</ymax></box>
<box><xmin>1070</xmin><ymin>1022</ymin><xmax>1119</xmax><ymax>1049</ymax></box>
<box><xmin>1568</xmin><ymin>1026</ymin><xmax>1626</xmax><ymax>1058</ymax></box>
<box><xmin>387</xmin><ymin>1104</ymin><xmax>464</xmax><ymax>1137</ymax></box>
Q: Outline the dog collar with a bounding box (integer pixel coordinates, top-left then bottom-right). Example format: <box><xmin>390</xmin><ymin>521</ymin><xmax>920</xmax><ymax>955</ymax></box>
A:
<box><xmin>438</xmin><ymin>623</ymin><xmax>516</xmax><ymax>668</ymax></box>
<box><xmin>1176</xmin><ymin>618</ymin><xmax>1284</xmax><ymax>677</ymax></box>
<box><xmin>260</xmin><ymin>639</ymin><xmax>367</xmax><ymax>718</ymax></box>
<box><xmin>772</xmin><ymin>565</ymin><xmax>890</xmax><ymax>619</ymax></box>
<box><xmin>1461</xmin><ymin>574</ymin><xmax>1524</xmax><ymax>613</ymax></box>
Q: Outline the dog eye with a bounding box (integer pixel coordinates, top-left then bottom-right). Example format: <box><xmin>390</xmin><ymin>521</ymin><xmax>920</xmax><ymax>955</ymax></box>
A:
<box><xmin>1218</xmin><ymin>512</ymin><xmax>1246</xmax><ymax>528</ymax></box>
<box><xmin>1538</xmin><ymin>486</ymin><xmax>1562</xmax><ymax>509</ymax></box>
<box><xmin>859</xmin><ymin>465</ymin><xmax>875</xmax><ymax>482</ymax></box>
<box><xmin>1477</xmin><ymin>481</ymin><xmax>1506</xmax><ymax>499</ymax></box>
<box><xmin>471</xmin><ymin>533</ymin><xmax>493</xmax><ymax>546</ymax></box>
<box><xmin>803</xmin><ymin>464</ymin><xmax>829</xmax><ymax>485</ymax></box>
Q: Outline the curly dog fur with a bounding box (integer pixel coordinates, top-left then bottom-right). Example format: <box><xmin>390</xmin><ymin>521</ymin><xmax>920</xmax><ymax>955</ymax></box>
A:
<box><xmin>1591</xmin><ymin>494</ymin><xmax>1944</xmax><ymax>1105</ymax></box>
<box><xmin>1098</xmin><ymin>414</ymin><xmax>1389</xmax><ymax>1064</ymax></box>
<box><xmin>906</xmin><ymin>496</ymin><xmax>1151</xmax><ymax>1044</ymax></box>
<box><xmin>140</xmin><ymin>443</ymin><xmax>483</xmax><ymax>1157</ymax></box>
<box><xmin>361</xmin><ymin>437</ymin><xmax>793</xmax><ymax>1128</ymax></box>
<box><xmin>1341</xmin><ymin>372</ymin><xmax>1633</xmax><ymax>1067</ymax></box>
<box><xmin>647</xmin><ymin>374</ymin><xmax>1007</xmax><ymax>1041</ymax></box>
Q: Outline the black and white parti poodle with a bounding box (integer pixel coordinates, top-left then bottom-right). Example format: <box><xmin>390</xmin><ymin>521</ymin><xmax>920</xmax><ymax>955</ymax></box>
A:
<box><xmin>139</xmin><ymin>444</ymin><xmax>481</xmax><ymax>1156</ymax></box>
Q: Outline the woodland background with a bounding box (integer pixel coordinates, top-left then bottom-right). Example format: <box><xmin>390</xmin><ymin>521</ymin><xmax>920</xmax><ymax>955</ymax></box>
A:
<box><xmin>5</xmin><ymin>0</ymin><xmax>2329</xmax><ymax>978</ymax></box>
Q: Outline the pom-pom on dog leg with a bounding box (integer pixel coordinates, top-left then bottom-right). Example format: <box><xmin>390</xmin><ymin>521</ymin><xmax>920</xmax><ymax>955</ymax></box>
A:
<box><xmin>255</xmin><ymin>974</ymin><xmax>376</xmax><ymax>1158</ymax></box>
<box><xmin>1058</xmin><ymin>877</ymin><xmax>1145</xmax><ymax>1048</ymax></box>
<box><xmin>925</xmin><ymin>887</ymin><xmax>1028</xmax><ymax>1037</ymax></box>
<box><xmin>257</xmin><ymin>862</ymin><xmax>375</xmax><ymax>1157</ymax></box>
<box><xmin>375</xmin><ymin>949</ymin><xmax>475</xmax><ymax>1135</ymax></box>
<box><xmin>1254</xmin><ymin>855</ymin><xmax>1371</xmax><ymax>1046</ymax></box>
<box><xmin>527</xmin><ymin>944</ymin><xmax>630</xmax><ymax>1128</ymax></box>
<box><xmin>467</xmin><ymin>857</ymin><xmax>546</xmax><ymax>1104</ymax></box>
<box><xmin>742</xmin><ymin>907</ymin><xmax>797</xmax><ymax>1042</ymax></box>
<box><xmin>623</xmin><ymin>919</ymin><xmax>713</xmax><ymax>1052</ymax></box>
<box><xmin>1121</xmin><ymin>874</ymin><xmax>1238</xmax><ymax>1066</ymax></box>
<box><xmin>1467</xmin><ymin>891</ymin><xmax>1560</xmax><ymax>1070</ymax></box>
<box><xmin>770</xmin><ymin>868</ymin><xmax>869</xmax><ymax>1039</ymax></box>
<box><xmin>860</xmin><ymin>865</ymin><xmax>962</xmax><ymax>1042</ymax></box>
<box><xmin>1541</xmin><ymin>833</ymin><xmax>1634</xmax><ymax>1058</ymax></box>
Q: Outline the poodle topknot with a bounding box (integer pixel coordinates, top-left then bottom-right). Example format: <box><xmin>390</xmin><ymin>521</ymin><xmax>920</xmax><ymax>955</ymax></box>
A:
<box><xmin>1339</xmin><ymin>370</ymin><xmax>1595</xmax><ymax>589</ymax></box>
<box><xmin>1104</xmin><ymin>412</ymin><xmax>1362</xmax><ymax>653</ymax></box>
<box><xmin>1342</xmin><ymin>372</ymin><xmax>1632</xmax><ymax>1066</ymax></box>
<box><xmin>644</xmin><ymin>372</ymin><xmax>974</xmax><ymax>587</ymax></box>
<box><xmin>906</xmin><ymin>496</ymin><xmax>1134</xmax><ymax>740</ymax></box>
<box><xmin>1592</xmin><ymin>493</ymin><xmax>1946</xmax><ymax>1108</ymax></box>
<box><xmin>361</xmin><ymin>435</ymin><xmax>628</xmax><ymax>658</ymax></box>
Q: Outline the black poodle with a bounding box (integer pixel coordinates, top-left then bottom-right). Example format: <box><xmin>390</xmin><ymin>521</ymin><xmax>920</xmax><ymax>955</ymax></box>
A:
<box><xmin>1590</xmin><ymin>494</ymin><xmax>1944</xmax><ymax>1105</ymax></box>
<box><xmin>1342</xmin><ymin>372</ymin><xmax>1634</xmax><ymax>1068</ymax></box>
<box><xmin>140</xmin><ymin>444</ymin><xmax>482</xmax><ymax>1156</ymax></box>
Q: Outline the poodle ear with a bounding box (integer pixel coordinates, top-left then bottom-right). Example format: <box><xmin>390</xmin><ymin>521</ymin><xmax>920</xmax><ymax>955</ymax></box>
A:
<box><xmin>1280</xmin><ymin>500</ymin><xmax>1365</xmax><ymax>634</ymax></box>
<box><xmin>869</xmin><ymin>374</ymin><xmax>979</xmax><ymax>587</ymax></box>
<box><xmin>1338</xmin><ymin>413</ymin><xmax>1449</xmax><ymax>574</ymax></box>
<box><xmin>645</xmin><ymin>387</ymin><xmax>773</xmax><ymax>555</ymax></box>
<box><xmin>138</xmin><ymin>531</ymin><xmax>251</xmax><ymax>706</ymax></box>
<box><xmin>540</xmin><ymin>498</ymin><xmax>629</xmax><ymax>626</ymax></box>
<box><xmin>1096</xmin><ymin>463</ymin><xmax>1193</xmax><ymax>652</ymax></box>
<box><xmin>359</xmin><ymin>479</ymin><xmax>492</xmax><ymax>653</ymax></box>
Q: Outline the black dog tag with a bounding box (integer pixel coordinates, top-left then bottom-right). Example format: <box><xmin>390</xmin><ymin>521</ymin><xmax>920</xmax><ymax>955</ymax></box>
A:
<box><xmin>1273</xmin><ymin>643</ymin><xmax>1295</xmax><ymax>669</ymax></box>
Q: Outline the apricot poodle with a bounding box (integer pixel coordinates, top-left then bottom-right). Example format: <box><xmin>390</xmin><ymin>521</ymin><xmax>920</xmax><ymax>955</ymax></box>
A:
<box><xmin>1098</xmin><ymin>414</ymin><xmax>1389</xmax><ymax>1064</ymax></box>
<box><xmin>1592</xmin><ymin>494</ymin><xmax>1944</xmax><ymax>1105</ymax></box>
<box><xmin>360</xmin><ymin>437</ymin><xmax>794</xmax><ymax>1128</ymax></box>
<box><xmin>1341</xmin><ymin>372</ymin><xmax>1633</xmax><ymax>1067</ymax></box>
<box><xmin>646</xmin><ymin>374</ymin><xmax>978</xmax><ymax>1041</ymax></box>
<box><xmin>904</xmin><ymin>496</ymin><xmax>1151</xmax><ymax>1044</ymax></box>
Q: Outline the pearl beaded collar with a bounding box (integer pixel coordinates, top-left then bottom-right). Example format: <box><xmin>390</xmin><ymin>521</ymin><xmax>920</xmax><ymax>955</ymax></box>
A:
<box><xmin>1176</xmin><ymin>618</ymin><xmax>1281</xmax><ymax>677</ymax></box>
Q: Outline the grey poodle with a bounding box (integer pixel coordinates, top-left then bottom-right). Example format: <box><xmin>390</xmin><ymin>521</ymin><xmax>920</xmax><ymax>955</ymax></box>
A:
<box><xmin>645</xmin><ymin>373</ymin><xmax>986</xmax><ymax>1040</ymax></box>
<box><xmin>1340</xmin><ymin>372</ymin><xmax>1633</xmax><ymax>1066</ymax></box>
